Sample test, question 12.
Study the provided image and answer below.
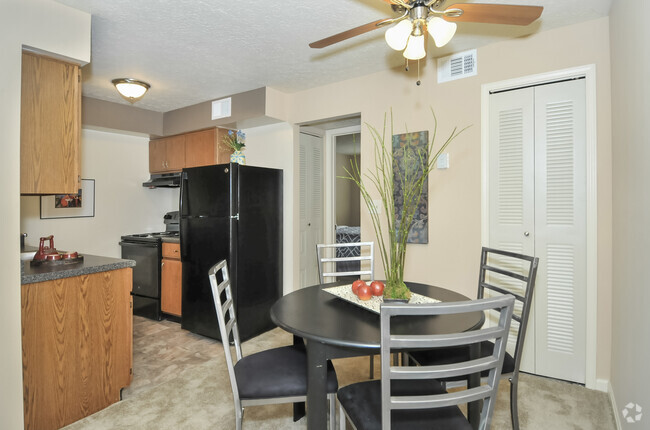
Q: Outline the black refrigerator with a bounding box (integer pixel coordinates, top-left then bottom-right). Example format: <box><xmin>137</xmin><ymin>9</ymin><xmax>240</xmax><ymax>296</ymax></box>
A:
<box><xmin>180</xmin><ymin>163</ymin><xmax>283</xmax><ymax>342</ymax></box>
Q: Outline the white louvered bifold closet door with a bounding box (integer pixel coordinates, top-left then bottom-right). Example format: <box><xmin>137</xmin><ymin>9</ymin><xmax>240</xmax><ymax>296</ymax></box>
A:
<box><xmin>488</xmin><ymin>79</ymin><xmax>587</xmax><ymax>383</ymax></box>
<box><xmin>299</xmin><ymin>132</ymin><xmax>324</xmax><ymax>287</ymax></box>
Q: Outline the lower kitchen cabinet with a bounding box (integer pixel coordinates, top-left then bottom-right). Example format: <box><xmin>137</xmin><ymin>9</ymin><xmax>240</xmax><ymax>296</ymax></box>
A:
<box><xmin>21</xmin><ymin>267</ymin><xmax>133</xmax><ymax>430</ymax></box>
<box><xmin>161</xmin><ymin>242</ymin><xmax>182</xmax><ymax>316</ymax></box>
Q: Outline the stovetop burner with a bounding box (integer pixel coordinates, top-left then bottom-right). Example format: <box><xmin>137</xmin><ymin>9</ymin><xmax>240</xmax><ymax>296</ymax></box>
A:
<box><xmin>120</xmin><ymin>231</ymin><xmax>179</xmax><ymax>243</ymax></box>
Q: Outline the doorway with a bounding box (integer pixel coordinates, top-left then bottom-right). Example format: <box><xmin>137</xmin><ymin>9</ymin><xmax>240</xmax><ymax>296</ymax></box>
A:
<box><xmin>298</xmin><ymin>117</ymin><xmax>361</xmax><ymax>288</ymax></box>
<box><xmin>482</xmin><ymin>66</ymin><xmax>598</xmax><ymax>387</ymax></box>
<box><xmin>325</xmin><ymin>125</ymin><xmax>362</xmax><ymax>245</ymax></box>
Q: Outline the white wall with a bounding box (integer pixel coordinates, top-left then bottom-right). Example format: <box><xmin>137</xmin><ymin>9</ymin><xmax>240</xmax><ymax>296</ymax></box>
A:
<box><xmin>0</xmin><ymin>1</ymin><xmax>90</xmax><ymax>427</ymax></box>
<box><xmin>243</xmin><ymin>122</ymin><xmax>294</xmax><ymax>294</ymax></box>
<box><xmin>610</xmin><ymin>0</ymin><xmax>650</xmax><ymax>426</ymax></box>
<box><xmin>20</xmin><ymin>129</ymin><xmax>178</xmax><ymax>257</ymax></box>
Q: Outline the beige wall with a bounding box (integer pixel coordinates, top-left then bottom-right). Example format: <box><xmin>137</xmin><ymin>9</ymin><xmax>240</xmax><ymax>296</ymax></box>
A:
<box><xmin>0</xmin><ymin>0</ymin><xmax>90</xmax><ymax>426</ymax></box>
<box><xmin>285</xmin><ymin>17</ymin><xmax>613</xmax><ymax>383</ymax></box>
<box><xmin>610</xmin><ymin>0</ymin><xmax>650</xmax><ymax>425</ymax></box>
<box><xmin>20</xmin><ymin>129</ymin><xmax>178</xmax><ymax>257</ymax></box>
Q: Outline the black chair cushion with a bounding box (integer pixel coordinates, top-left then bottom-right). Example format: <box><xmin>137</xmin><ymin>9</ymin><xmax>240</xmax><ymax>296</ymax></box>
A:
<box><xmin>234</xmin><ymin>345</ymin><xmax>338</xmax><ymax>399</ymax></box>
<box><xmin>337</xmin><ymin>379</ymin><xmax>472</xmax><ymax>430</ymax></box>
<box><xmin>409</xmin><ymin>340</ymin><xmax>516</xmax><ymax>378</ymax></box>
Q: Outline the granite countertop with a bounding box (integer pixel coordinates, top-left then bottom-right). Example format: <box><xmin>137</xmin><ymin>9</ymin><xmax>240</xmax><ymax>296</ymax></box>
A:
<box><xmin>21</xmin><ymin>254</ymin><xmax>135</xmax><ymax>285</ymax></box>
<box><xmin>161</xmin><ymin>237</ymin><xmax>180</xmax><ymax>244</ymax></box>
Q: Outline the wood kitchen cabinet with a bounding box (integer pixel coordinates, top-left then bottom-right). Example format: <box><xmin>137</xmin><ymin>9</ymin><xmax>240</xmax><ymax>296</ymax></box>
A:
<box><xmin>184</xmin><ymin>127</ymin><xmax>233</xmax><ymax>168</ymax></box>
<box><xmin>161</xmin><ymin>242</ymin><xmax>182</xmax><ymax>316</ymax></box>
<box><xmin>149</xmin><ymin>127</ymin><xmax>232</xmax><ymax>173</ymax></box>
<box><xmin>21</xmin><ymin>268</ymin><xmax>133</xmax><ymax>430</ymax></box>
<box><xmin>149</xmin><ymin>134</ymin><xmax>186</xmax><ymax>173</ymax></box>
<box><xmin>20</xmin><ymin>51</ymin><xmax>82</xmax><ymax>194</ymax></box>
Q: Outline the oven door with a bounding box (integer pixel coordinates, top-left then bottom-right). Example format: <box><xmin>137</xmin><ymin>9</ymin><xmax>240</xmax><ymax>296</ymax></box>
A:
<box><xmin>120</xmin><ymin>240</ymin><xmax>162</xmax><ymax>320</ymax></box>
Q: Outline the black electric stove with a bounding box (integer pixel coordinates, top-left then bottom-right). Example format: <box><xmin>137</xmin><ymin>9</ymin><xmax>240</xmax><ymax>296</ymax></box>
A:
<box><xmin>119</xmin><ymin>211</ymin><xmax>179</xmax><ymax>320</ymax></box>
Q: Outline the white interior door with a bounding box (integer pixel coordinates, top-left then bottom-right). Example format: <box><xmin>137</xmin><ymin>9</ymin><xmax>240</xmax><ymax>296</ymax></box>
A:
<box><xmin>299</xmin><ymin>131</ymin><xmax>324</xmax><ymax>287</ymax></box>
<box><xmin>488</xmin><ymin>79</ymin><xmax>587</xmax><ymax>383</ymax></box>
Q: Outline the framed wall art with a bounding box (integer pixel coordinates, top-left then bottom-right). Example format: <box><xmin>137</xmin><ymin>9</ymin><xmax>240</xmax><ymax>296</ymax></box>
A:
<box><xmin>40</xmin><ymin>179</ymin><xmax>95</xmax><ymax>219</ymax></box>
<box><xmin>392</xmin><ymin>131</ymin><xmax>428</xmax><ymax>244</ymax></box>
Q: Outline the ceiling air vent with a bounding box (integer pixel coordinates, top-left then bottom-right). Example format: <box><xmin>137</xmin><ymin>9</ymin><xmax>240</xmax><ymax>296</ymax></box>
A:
<box><xmin>437</xmin><ymin>49</ymin><xmax>477</xmax><ymax>83</ymax></box>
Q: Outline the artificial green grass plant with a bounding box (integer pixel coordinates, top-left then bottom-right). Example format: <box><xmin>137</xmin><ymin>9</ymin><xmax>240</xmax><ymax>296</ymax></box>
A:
<box><xmin>343</xmin><ymin>110</ymin><xmax>468</xmax><ymax>300</ymax></box>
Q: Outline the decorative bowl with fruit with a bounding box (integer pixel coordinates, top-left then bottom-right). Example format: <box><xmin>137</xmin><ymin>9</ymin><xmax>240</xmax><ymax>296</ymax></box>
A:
<box><xmin>323</xmin><ymin>279</ymin><xmax>439</xmax><ymax>314</ymax></box>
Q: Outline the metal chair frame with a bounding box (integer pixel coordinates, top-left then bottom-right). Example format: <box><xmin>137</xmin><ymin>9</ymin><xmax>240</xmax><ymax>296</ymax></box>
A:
<box><xmin>209</xmin><ymin>260</ymin><xmax>336</xmax><ymax>430</ymax></box>
<box><xmin>317</xmin><ymin>241</ymin><xmax>376</xmax><ymax>378</ymax></box>
<box><xmin>339</xmin><ymin>295</ymin><xmax>516</xmax><ymax>430</ymax></box>
<box><xmin>409</xmin><ymin>247</ymin><xmax>539</xmax><ymax>430</ymax></box>
<box><xmin>316</xmin><ymin>242</ymin><xmax>375</xmax><ymax>284</ymax></box>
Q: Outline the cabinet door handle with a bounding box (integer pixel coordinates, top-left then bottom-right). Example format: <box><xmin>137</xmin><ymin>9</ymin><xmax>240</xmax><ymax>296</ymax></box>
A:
<box><xmin>161</xmin><ymin>261</ymin><xmax>165</xmax><ymax>268</ymax></box>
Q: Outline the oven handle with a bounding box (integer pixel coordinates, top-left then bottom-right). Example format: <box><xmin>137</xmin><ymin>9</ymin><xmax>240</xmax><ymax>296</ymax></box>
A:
<box><xmin>119</xmin><ymin>241</ymin><xmax>160</xmax><ymax>248</ymax></box>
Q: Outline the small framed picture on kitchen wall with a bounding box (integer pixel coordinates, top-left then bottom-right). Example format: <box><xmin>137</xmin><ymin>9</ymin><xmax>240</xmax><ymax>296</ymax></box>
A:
<box><xmin>40</xmin><ymin>179</ymin><xmax>95</xmax><ymax>219</ymax></box>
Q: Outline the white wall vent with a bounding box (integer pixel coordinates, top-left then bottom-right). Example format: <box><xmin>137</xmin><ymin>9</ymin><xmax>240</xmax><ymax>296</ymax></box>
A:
<box><xmin>437</xmin><ymin>49</ymin><xmax>477</xmax><ymax>83</ymax></box>
<box><xmin>211</xmin><ymin>97</ymin><xmax>232</xmax><ymax>120</ymax></box>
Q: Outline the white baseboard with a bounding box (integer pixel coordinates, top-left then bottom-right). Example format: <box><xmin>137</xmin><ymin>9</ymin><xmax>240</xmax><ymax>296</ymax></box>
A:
<box><xmin>608</xmin><ymin>381</ymin><xmax>622</xmax><ymax>430</ymax></box>
<box><xmin>596</xmin><ymin>378</ymin><xmax>609</xmax><ymax>392</ymax></box>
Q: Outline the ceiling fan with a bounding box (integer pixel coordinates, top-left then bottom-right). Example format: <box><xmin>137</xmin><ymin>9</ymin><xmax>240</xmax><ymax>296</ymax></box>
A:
<box><xmin>310</xmin><ymin>0</ymin><xmax>543</xmax><ymax>60</ymax></box>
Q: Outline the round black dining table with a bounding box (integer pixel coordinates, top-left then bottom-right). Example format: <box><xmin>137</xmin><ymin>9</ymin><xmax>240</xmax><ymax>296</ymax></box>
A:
<box><xmin>270</xmin><ymin>281</ymin><xmax>485</xmax><ymax>430</ymax></box>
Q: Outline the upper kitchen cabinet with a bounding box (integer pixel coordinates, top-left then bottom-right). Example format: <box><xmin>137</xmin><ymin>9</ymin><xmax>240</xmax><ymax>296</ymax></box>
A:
<box><xmin>185</xmin><ymin>128</ymin><xmax>232</xmax><ymax>168</ymax></box>
<box><xmin>149</xmin><ymin>134</ymin><xmax>185</xmax><ymax>173</ymax></box>
<box><xmin>149</xmin><ymin>127</ymin><xmax>232</xmax><ymax>173</ymax></box>
<box><xmin>21</xmin><ymin>52</ymin><xmax>81</xmax><ymax>195</ymax></box>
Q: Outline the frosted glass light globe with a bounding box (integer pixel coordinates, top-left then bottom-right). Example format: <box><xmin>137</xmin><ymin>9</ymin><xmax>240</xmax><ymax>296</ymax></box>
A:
<box><xmin>385</xmin><ymin>20</ymin><xmax>413</xmax><ymax>51</ymax></box>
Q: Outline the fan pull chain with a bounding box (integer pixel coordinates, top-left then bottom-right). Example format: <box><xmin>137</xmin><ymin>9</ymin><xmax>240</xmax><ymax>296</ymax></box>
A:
<box><xmin>416</xmin><ymin>59</ymin><xmax>421</xmax><ymax>86</ymax></box>
<box><xmin>404</xmin><ymin>58</ymin><xmax>409</xmax><ymax>71</ymax></box>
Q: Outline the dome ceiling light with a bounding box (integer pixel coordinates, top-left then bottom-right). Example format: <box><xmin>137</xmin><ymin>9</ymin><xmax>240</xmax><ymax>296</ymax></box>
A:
<box><xmin>111</xmin><ymin>78</ymin><xmax>151</xmax><ymax>103</ymax></box>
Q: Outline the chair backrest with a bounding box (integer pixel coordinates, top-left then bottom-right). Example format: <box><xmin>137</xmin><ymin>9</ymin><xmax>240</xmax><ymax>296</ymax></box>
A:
<box><xmin>478</xmin><ymin>247</ymin><xmax>539</xmax><ymax>379</ymax></box>
<box><xmin>316</xmin><ymin>242</ymin><xmax>374</xmax><ymax>284</ymax></box>
<box><xmin>208</xmin><ymin>260</ymin><xmax>243</xmax><ymax>405</ymax></box>
<box><xmin>380</xmin><ymin>295</ymin><xmax>515</xmax><ymax>430</ymax></box>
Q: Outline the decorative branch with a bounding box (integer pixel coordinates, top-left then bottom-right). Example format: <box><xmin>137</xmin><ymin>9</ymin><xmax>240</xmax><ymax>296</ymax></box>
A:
<box><xmin>342</xmin><ymin>109</ymin><xmax>469</xmax><ymax>299</ymax></box>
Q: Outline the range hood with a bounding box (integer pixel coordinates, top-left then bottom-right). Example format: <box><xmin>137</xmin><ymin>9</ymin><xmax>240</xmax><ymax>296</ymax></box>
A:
<box><xmin>143</xmin><ymin>172</ymin><xmax>181</xmax><ymax>188</ymax></box>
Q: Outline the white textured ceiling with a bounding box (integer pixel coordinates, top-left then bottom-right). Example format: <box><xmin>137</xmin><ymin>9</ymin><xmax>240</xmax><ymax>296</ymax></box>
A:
<box><xmin>54</xmin><ymin>0</ymin><xmax>612</xmax><ymax>113</ymax></box>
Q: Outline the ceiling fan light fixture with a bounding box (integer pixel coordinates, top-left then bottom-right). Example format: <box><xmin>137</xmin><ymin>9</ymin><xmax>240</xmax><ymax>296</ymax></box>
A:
<box><xmin>427</xmin><ymin>17</ymin><xmax>457</xmax><ymax>48</ymax></box>
<box><xmin>403</xmin><ymin>34</ymin><xmax>426</xmax><ymax>60</ymax></box>
<box><xmin>112</xmin><ymin>78</ymin><xmax>150</xmax><ymax>103</ymax></box>
<box><xmin>385</xmin><ymin>19</ymin><xmax>413</xmax><ymax>51</ymax></box>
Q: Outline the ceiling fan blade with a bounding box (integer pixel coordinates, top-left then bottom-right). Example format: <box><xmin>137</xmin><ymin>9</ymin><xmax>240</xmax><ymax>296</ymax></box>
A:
<box><xmin>444</xmin><ymin>3</ymin><xmax>543</xmax><ymax>26</ymax></box>
<box><xmin>309</xmin><ymin>18</ymin><xmax>392</xmax><ymax>49</ymax></box>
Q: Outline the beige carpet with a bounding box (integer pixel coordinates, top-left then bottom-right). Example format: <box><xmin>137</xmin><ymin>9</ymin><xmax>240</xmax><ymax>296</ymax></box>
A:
<box><xmin>63</xmin><ymin>325</ymin><xmax>616</xmax><ymax>430</ymax></box>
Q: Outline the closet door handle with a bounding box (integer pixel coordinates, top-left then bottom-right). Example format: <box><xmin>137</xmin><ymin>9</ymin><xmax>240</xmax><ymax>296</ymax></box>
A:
<box><xmin>524</xmin><ymin>231</ymin><xmax>530</xmax><ymax>237</ymax></box>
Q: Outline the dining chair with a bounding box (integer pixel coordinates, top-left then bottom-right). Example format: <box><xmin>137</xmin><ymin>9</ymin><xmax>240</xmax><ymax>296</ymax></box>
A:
<box><xmin>208</xmin><ymin>260</ymin><xmax>339</xmax><ymax>430</ymax></box>
<box><xmin>317</xmin><ymin>241</ymin><xmax>377</xmax><ymax>379</ymax></box>
<box><xmin>316</xmin><ymin>242</ymin><xmax>374</xmax><ymax>284</ymax></box>
<box><xmin>338</xmin><ymin>294</ymin><xmax>516</xmax><ymax>430</ymax></box>
<box><xmin>408</xmin><ymin>247</ymin><xmax>539</xmax><ymax>430</ymax></box>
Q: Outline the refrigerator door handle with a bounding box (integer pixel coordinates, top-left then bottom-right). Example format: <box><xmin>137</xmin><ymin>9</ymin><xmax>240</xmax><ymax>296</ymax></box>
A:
<box><xmin>180</xmin><ymin>171</ymin><xmax>189</xmax><ymax>217</ymax></box>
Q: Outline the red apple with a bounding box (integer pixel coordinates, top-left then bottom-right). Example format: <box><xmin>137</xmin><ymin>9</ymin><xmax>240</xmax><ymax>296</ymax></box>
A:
<box><xmin>370</xmin><ymin>281</ymin><xmax>385</xmax><ymax>296</ymax></box>
<box><xmin>357</xmin><ymin>284</ymin><xmax>372</xmax><ymax>301</ymax></box>
<box><xmin>352</xmin><ymin>279</ymin><xmax>366</xmax><ymax>295</ymax></box>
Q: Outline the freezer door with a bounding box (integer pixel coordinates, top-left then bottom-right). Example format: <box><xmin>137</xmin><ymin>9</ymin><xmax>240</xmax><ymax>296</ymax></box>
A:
<box><xmin>180</xmin><ymin>215</ymin><xmax>230</xmax><ymax>340</ymax></box>
<box><xmin>180</xmin><ymin>164</ymin><xmax>231</xmax><ymax>218</ymax></box>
